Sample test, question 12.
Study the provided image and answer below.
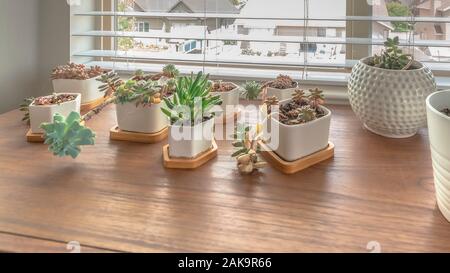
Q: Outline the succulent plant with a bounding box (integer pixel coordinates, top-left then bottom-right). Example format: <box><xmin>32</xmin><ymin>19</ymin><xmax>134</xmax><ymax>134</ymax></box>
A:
<box><xmin>19</xmin><ymin>97</ymin><xmax>35</xmax><ymax>124</ymax></box>
<box><xmin>370</xmin><ymin>37</ymin><xmax>414</xmax><ymax>70</ymax></box>
<box><xmin>40</xmin><ymin>112</ymin><xmax>95</xmax><ymax>159</ymax></box>
<box><xmin>231</xmin><ymin>124</ymin><xmax>266</xmax><ymax>174</ymax></box>
<box><xmin>161</xmin><ymin>72</ymin><xmax>222</xmax><ymax>126</ymax></box>
<box><xmin>265</xmin><ymin>74</ymin><xmax>297</xmax><ymax>89</ymax></box>
<box><xmin>98</xmin><ymin>71</ymin><xmax>123</xmax><ymax>97</ymax></box>
<box><xmin>209</xmin><ymin>81</ymin><xmax>236</xmax><ymax>92</ymax></box>
<box><xmin>278</xmin><ymin>88</ymin><xmax>326</xmax><ymax>125</ymax></box>
<box><xmin>33</xmin><ymin>94</ymin><xmax>78</xmax><ymax>106</ymax></box>
<box><xmin>151</xmin><ymin>64</ymin><xmax>180</xmax><ymax>81</ymax></box>
<box><xmin>51</xmin><ymin>63</ymin><xmax>103</xmax><ymax>80</ymax></box>
<box><xmin>242</xmin><ymin>81</ymin><xmax>262</xmax><ymax>100</ymax></box>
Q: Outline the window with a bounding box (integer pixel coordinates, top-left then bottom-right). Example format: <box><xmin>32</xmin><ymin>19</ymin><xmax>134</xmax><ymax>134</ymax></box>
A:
<box><xmin>70</xmin><ymin>0</ymin><xmax>450</xmax><ymax>102</ymax></box>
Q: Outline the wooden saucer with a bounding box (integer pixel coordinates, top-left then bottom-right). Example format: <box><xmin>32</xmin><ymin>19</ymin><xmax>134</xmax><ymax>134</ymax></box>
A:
<box><xmin>26</xmin><ymin>130</ymin><xmax>45</xmax><ymax>143</ymax></box>
<box><xmin>259</xmin><ymin>141</ymin><xmax>335</xmax><ymax>174</ymax></box>
<box><xmin>110</xmin><ymin>126</ymin><xmax>168</xmax><ymax>144</ymax></box>
<box><xmin>163</xmin><ymin>140</ymin><xmax>218</xmax><ymax>169</ymax></box>
<box><xmin>80</xmin><ymin>96</ymin><xmax>108</xmax><ymax>113</ymax></box>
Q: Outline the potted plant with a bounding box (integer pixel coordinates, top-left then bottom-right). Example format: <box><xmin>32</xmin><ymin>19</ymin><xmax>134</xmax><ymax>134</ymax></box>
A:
<box><xmin>262</xmin><ymin>89</ymin><xmax>331</xmax><ymax>162</ymax></box>
<box><xmin>426</xmin><ymin>90</ymin><xmax>450</xmax><ymax>222</ymax></box>
<box><xmin>231</xmin><ymin>123</ymin><xmax>266</xmax><ymax>174</ymax></box>
<box><xmin>348</xmin><ymin>37</ymin><xmax>436</xmax><ymax>138</ymax></box>
<box><xmin>209</xmin><ymin>80</ymin><xmax>240</xmax><ymax>120</ymax></box>
<box><xmin>263</xmin><ymin>74</ymin><xmax>298</xmax><ymax>101</ymax></box>
<box><xmin>242</xmin><ymin>81</ymin><xmax>262</xmax><ymax>101</ymax></box>
<box><xmin>161</xmin><ymin>72</ymin><xmax>222</xmax><ymax>159</ymax></box>
<box><xmin>109</xmin><ymin>70</ymin><xmax>173</xmax><ymax>134</ymax></box>
<box><xmin>52</xmin><ymin>63</ymin><xmax>105</xmax><ymax>105</ymax></box>
<box><xmin>28</xmin><ymin>93</ymin><xmax>81</xmax><ymax>134</ymax></box>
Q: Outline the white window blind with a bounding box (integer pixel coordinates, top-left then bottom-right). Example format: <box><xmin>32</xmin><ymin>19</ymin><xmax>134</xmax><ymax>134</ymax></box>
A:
<box><xmin>70</xmin><ymin>0</ymin><xmax>450</xmax><ymax>102</ymax></box>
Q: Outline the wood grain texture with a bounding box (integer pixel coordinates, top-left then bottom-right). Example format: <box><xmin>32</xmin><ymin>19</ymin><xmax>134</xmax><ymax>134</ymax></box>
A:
<box><xmin>259</xmin><ymin>141</ymin><xmax>335</xmax><ymax>174</ymax></box>
<box><xmin>0</xmin><ymin>103</ymin><xmax>449</xmax><ymax>253</ymax></box>
<box><xmin>110</xmin><ymin>126</ymin><xmax>168</xmax><ymax>144</ymax></box>
<box><xmin>81</xmin><ymin>96</ymin><xmax>108</xmax><ymax>113</ymax></box>
<box><xmin>163</xmin><ymin>140</ymin><xmax>218</xmax><ymax>169</ymax></box>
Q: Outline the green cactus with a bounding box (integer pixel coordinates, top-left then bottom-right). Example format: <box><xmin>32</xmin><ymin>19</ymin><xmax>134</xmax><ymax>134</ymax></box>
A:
<box><xmin>40</xmin><ymin>112</ymin><xmax>95</xmax><ymax>159</ymax></box>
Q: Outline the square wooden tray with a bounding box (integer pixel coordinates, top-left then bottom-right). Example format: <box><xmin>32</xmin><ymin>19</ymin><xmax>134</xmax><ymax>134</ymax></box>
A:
<box><xmin>163</xmin><ymin>140</ymin><xmax>218</xmax><ymax>169</ymax></box>
<box><xmin>110</xmin><ymin>126</ymin><xmax>168</xmax><ymax>144</ymax></box>
<box><xmin>259</xmin><ymin>141</ymin><xmax>334</xmax><ymax>174</ymax></box>
<box><xmin>26</xmin><ymin>129</ymin><xmax>45</xmax><ymax>143</ymax></box>
<box><xmin>80</xmin><ymin>96</ymin><xmax>108</xmax><ymax>113</ymax></box>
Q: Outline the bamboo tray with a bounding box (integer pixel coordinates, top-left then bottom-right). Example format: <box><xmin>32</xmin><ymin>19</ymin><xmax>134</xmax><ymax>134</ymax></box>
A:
<box><xmin>26</xmin><ymin>130</ymin><xmax>45</xmax><ymax>143</ymax></box>
<box><xmin>259</xmin><ymin>141</ymin><xmax>334</xmax><ymax>174</ymax></box>
<box><xmin>80</xmin><ymin>96</ymin><xmax>108</xmax><ymax>113</ymax></box>
<box><xmin>110</xmin><ymin>126</ymin><xmax>168</xmax><ymax>144</ymax></box>
<box><xmin>163</xmin><ymin>140</ymin><xmax>218</xmax><ymax>169</ymax></box>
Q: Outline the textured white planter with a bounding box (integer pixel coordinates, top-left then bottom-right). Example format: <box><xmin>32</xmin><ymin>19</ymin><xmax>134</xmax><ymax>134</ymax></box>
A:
<box><xmin>348</xmin><ymin>57</ymin><xmax>436</xmax><ymax>138</ymax></box>
<box><xmin>168</xmin><ymin>118</ymin><xmax>215</xmax><ymax>158</ymax></box>
<box><xmin>266</xmin><ymin>82</ymin><xmax>298</xmax><ymax>101</ymax></box>
<box><xmin>29</xmin><ymin>93</ymin><xmax>81</xmax><ymax>134</ymax></box>
<box><xmin>116</xmin><ymin>101</ymin><xmax>169</xmax><ymax>134</ymax></box>
<box><xmin>426</xmin><ymin>90</ymin><xmax>450</xmax><ymax>222</ymax></box>
<box><xmin>53</xmin><ymin>77</ymin><xmax>104</xmax><ymax>104</ymax></box>
<box><xmin>263</xmin><ymin>99</ymin><xmax>331</xmax><ymax>162</ymax></box>
<box><xmin>210</xmin><ymin>83</ymin><xmax>240</xmax><ymax>118</ymax></box>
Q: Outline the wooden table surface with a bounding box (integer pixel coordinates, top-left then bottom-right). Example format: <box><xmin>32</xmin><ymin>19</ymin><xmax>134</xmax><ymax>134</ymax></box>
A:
<box><xmin>0</xmin><ymin>103</ymin><xmax>449</xmax><ymax>253</ymax></box>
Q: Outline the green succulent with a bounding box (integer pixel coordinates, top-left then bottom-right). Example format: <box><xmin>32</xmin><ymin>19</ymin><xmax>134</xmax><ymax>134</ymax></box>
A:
<box><xmin>40</xmin><ymin>112</ymin><xmax>95</xmax><ymax>159</ymax></box>
<box><xmin>161</xmin><ymin>72</ymin><xmax>222</xmax><ymax>126</ymax></box>
<box><xmin>19</xmin><ymin>97</ymin><xmax>35</xmax><ymax>124</ymax></box>
<box><xmin>162</xmin><ymin>64</ymin><xmax>180</xmax><ymax>78</ymax></box>
<box><xmin>242</xmin><ymin>81</ymin><xmax>262</xmax><ymax>100</ymax></box>
<box><xmin>371</xmin><ymin>37</ymin><xmax>413</xmax><ymax>70</ymax></box>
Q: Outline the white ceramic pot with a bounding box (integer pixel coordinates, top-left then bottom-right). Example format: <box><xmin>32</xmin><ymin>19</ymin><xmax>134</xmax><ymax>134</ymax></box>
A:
<box><xmin>116</xmin><ymin>101</ymin><xmax>169</xmax><ymax>134</ymax></box>
<box><xmin>263</xmin><ymin>99</ymin><xmax>331</xmax><ymax>162</ymax></box>
<box><xmin>426</xmin><ymin>90</ymin><xmax>450</xmax><ymax>222</ymax></box>
<box><xmin>53</xmin><ymin>77</ymin><xmax>104</xmax><ymax>104</ymax></box>
<box><xmin>29</xmin><ymin>93</ymin><xmax>81</xmax><ymax>134</ymax></box>
<box><xmin>210</xmin><ymin>83</ymin><xmax>240</xmax><ymax>118</ymax></box>
<box><xmin>348</xmin><ymin>57</ymin><xmax>436</xmax><ymax>138</ymax></box>
<box><xmin>168</xmin><ymin>118</ymin><xmax>215</xmax><ymax>158</ymax></box>
<box><xmin>265</xmin><ymin>82</ymin><xmax>298</xmax><ymax>101</ymax></box>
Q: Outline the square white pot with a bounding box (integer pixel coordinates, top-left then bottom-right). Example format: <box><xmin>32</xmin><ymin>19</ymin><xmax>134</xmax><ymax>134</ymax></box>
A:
<box><xmin>52</xmin><ymin>77</ymin><xmax>104</xmax><ymax>104</ymax></box>
<box><xmin>210</xmin><ymin>83</ymin><xmax>240</xmax><ymax>118</ymax></box>
<box><xmin>426</xmin><ymin>90</ymin><xmax>450</xmax><ymax>222</ymax></box>
<box><xmin>265</xmin><ymin>82</ymin><xmax>298</xmax><ymax>101</ymax></box>
<box><xmin>263</xmin><ymin>99</ymin><xmax>331</xmax><ymax>162</ymax></box>
<box><xmin>29</xmin><ymin>93</ymin><xmax>81</xmax><ymax>134</ymax></box>
<box><xmin>168</xmin><ymin>118</ymin><xmax>215</xmax><ymax>158</ymax></box>
<box><xmin>116</xmin><ymin>101</ymin><xmax>169</xmax><ymax>134</ymax></box>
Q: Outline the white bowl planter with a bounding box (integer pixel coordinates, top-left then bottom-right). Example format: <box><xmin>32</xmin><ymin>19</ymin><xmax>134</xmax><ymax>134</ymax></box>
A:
<box><xmin>263</xmin><ymin>99</ymin><xmax>331</xmax><ymax>162</ymax></box>
<box><xmin>266</xmin><ymin>82</ymin><xmax>298</xmax><ymax>101</ymax></box>
<box><xmin>29</xmin><ymin>93</ymin><xmax>81</xmax><ymax>134</ymax></box>
<box><xmin>426</xmin><ymin>90</ymin><xmax>450</xmax><ymax>222</ymax></box>
<box><xmin>210</xmin><ymin>83</ymin><xmax>240</xmax><ymax>119</ymax></box>
<box><xmin>348</xmin><ymin>57</ymin><xmax>436</xmax><ymax>138</ymax></box>
<box><xmin>168</xmin><ymin>118</ymin><xmax>215</xmax><ymax>158</ymax></box>
<box><xmin>116</xmin><ymin>101</ymin><xmax>169</xmax><ymax>134</ymax></box>
<box><xmin>53</xmin><ymin>77</ymin><xmax>104</xmax><ymax>104</ymax></box>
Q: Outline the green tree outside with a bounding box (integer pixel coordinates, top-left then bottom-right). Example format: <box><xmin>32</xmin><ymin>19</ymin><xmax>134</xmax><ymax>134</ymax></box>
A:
<box><xmin>386</xmin><ymin>2</ymin><xmax>412</xmax><ymax>32</ymax></box>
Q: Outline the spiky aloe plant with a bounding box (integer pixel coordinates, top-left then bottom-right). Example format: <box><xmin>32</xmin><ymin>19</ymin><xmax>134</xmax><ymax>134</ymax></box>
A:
<box><xmin>162</xmin><ymin>64</ymin><xmax>180</xmax><ymax>78</ymax></box>
<box><xmin>371</xmin><ymin>36</ymin><xmax>413</xmax><ymax>70</ymax></box>
<box><xmin>161</xmin><ymin>72</ymin><xmax>222</xmax><ymax>126</ymax></box>
<box><xmin>242</xmin><ymin>81</ymin><xmax>262</xmax><ymax>100</ymax></box>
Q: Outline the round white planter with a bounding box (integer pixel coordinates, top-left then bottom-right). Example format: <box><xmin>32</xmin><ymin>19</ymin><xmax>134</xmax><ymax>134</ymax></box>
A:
<box><xmin>210</xmin><ymin>83</ymin><xmax>240</xmax><ymax>119</ymax></box>
<box><xmin>262</xmin><ymin>99</ymin><xmax>331</xmax><ymax>162</ymax></box>
<box><xmin>116</xmin><ymin>101</ymin><xmax>169</xmax><ymax>134</ymax></box>
<box><xmin>53</xmin><ymin>77</ymin><xmax>104</xmax><ymax>104</ymax></box>
<box><xmin>266</xmin><ymin>82</ymin><xmax>298</xmax><ymax>101</ymax></box>
<box><xmin>168</xmin><ymin>118</ymin><xmax>215</xmax><ymax>159</ymax></box>
<box><xmin>348</xmin><ymin>57</ymin><xmax>436</xmax><ymax>138</ymax></box>
<box><xmin>426</xmin><ymin>90</ymin><xmax>450</xmax><ymax>222</ymax></box>
<box><xmin>29</xmin><ymin>93</ymin><xmax>81</xmax><ymax>134</ymax></box>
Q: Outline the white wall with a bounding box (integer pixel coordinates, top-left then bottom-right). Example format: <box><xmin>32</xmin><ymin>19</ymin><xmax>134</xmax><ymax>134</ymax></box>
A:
<box><xmin>0</xmin><ymin>0</ymin><xmax>70</xmax><ymax>114</ymax></box>
<box><xmin>0</xmin><ymin>0</ymin><xmax>40</xmax><ymax>113</ymax></box>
